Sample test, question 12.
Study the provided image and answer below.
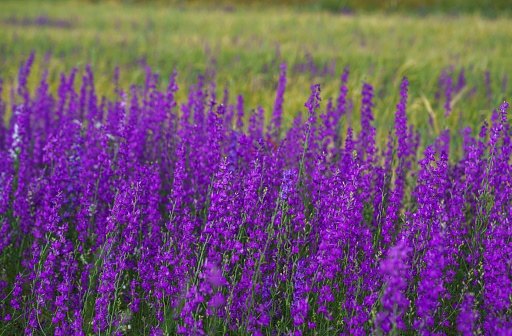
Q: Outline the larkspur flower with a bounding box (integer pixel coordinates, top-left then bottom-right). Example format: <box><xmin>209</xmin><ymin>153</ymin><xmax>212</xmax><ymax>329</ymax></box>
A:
<box><xmin>0</xmin><ymin>57</ymin><xmax>510</xmax><ymax>336</ymax></box>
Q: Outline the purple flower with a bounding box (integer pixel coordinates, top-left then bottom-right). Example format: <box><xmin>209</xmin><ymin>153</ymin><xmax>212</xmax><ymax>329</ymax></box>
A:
<box><xmin>376</xmin><ymin>240</ymin><xmax>411</xmax><ymax>333</ymax></box>
<box><xmin>291</xmin><ymin>297</ymin><xmax>309</xmax><ymax>327</ymax></box>
<box><xmin>444</xmin><ymin>77</ymin><xmax>453</xmax><ymax>117</ymax></box>
<box><xmin>281</xmin><ymin>168</ymin><xmax>296</xmax><ymax>200</ymax></box>
<box><xmin>457</xmin><ymin>293</ymin><xmax>480</xmax><ymax>336</ymax></box>
<box><xmin>227</xmin><ymin>131</ymin><xmax>238</xmax><ymax>173</ymax></box>
<box><xmin>360</xmin><ymin>82</ymin><xmax>376</xmax><ymax>163</ymax></box>
<box><xmin>236</xmin><ymin>94</ymin><xmax>244</xmax><ymax>130</ymax></box>
<box><xmin>270</xmin><ymin>63</ymin><xmax>287</xmax><ymax>141</ymax></box>
<box><xmin>305</xmin><ymin>84</ymin><xmax>321</xmax><ymax>128</ymax></box>
<box><xmin>395</xmin><ymin>76</ymin><xmax>409</xmax><ymax>160</ymax></box>
<box><xmin>456</xmin><ymin>67</ymin><xmax>466</xmax><ymax>93</ymax></box>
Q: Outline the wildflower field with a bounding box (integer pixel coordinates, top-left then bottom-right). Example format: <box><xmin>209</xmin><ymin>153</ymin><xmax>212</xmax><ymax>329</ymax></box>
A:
<box><xmin>0</xmin><ymin>1</ymin><xmax>512</xmax><ymax>336</ymax></box>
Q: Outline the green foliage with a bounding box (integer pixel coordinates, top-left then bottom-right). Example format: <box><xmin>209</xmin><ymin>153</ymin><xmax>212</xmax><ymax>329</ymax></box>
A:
<box><xmin>314</xmin><ymin>0</ymin><xmax>512</xmax><ymax>14</ymax></box>
<box><xmin>61</xmin><ymin>0</ymin><xmax>512</xmax><ymax>15</ymax></box>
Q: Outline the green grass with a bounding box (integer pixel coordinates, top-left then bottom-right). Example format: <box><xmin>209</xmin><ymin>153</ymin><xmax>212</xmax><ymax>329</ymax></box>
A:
<box><xmin>0</xmin><ymin>0</ymin><xmax>511</xmax><ymax>151</ymax></box>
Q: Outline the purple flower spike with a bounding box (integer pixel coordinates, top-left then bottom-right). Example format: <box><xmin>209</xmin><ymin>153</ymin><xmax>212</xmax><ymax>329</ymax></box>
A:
<box><xmin>360</xmin><ymin>82</ymin><xmax>376</xmax><ymax>162</ymax></box>
<box><xmin>376</xmin><ymin>240</ymin><xmax>412</xmax><ymax>333</ymax></box>
<box><xmin>395</xmin><ymin>77</ymin><xmax>409</xmax><ymax>160</ymax></box>
<box><xmin>457</xmin><ymin>293</ymin><xmax>480</xmax><ymax>336</ymax></box>
<box><xmin>270</xmin><ymin>63</ymin><xmax>287</xmax><ymax>141</ymax></box>
<box><xmin>444</xmin><ymin>77</ymin><xmax>453</xmax><ymax>117</ymax></box>
<box><xmin>305</xmin><ymin>84</ymin><xmax>321</xmax><ymax>125</ymax></box>
<box><xmin>281</xmin><ymin>168</ymin><xmax>296</xmax><ymax>200</ymax></box>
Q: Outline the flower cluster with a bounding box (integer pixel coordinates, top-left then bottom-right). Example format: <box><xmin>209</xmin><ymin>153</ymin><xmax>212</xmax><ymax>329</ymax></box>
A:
<box><xmin>0</xmin><ymin>55</ymin><xmax>510</xmax><ymax>336</ymax></box>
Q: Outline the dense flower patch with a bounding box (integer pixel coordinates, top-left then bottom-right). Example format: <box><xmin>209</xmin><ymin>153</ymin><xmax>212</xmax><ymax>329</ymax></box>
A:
<box><xmin>0</xmin><ymin>53</ymin><xmax>511</xmax><ymax>335</ymax></box>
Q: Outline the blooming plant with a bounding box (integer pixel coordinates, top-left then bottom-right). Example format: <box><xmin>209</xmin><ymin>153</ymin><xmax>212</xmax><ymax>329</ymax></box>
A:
<box><xmin>0</xmin><ymin>54</ymin><xmax>511</xmax><ymax>336</ymax></box>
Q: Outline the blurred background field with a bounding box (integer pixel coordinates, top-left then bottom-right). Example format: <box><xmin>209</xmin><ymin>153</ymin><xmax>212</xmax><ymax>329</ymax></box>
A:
<box><xmin>71</xmin><ymin>0</ymin><xmax>512</xmax><ymax>16</ymax></box>
<box><xmin>0</xmin><ymin>0</ymin><xmax>511</xmax><ymax>156</ymax></box>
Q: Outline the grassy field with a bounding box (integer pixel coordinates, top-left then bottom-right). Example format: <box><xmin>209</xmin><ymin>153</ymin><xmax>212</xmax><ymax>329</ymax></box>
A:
<box><xmin>0</xmin><ymin>0</ymin><xmax>511</xmax><ymax>151</ymax></box>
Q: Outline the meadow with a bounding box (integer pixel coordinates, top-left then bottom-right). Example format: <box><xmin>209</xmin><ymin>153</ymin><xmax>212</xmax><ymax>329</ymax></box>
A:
<box><xmin>1</xmin><ymin>0</ymin><xmax>512</xmax><ymax>147</ymax></box>
<box><xmin>0</xmin><ymin>1</ymin><xmax>511</xmax><ymax>335</ymax></box>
